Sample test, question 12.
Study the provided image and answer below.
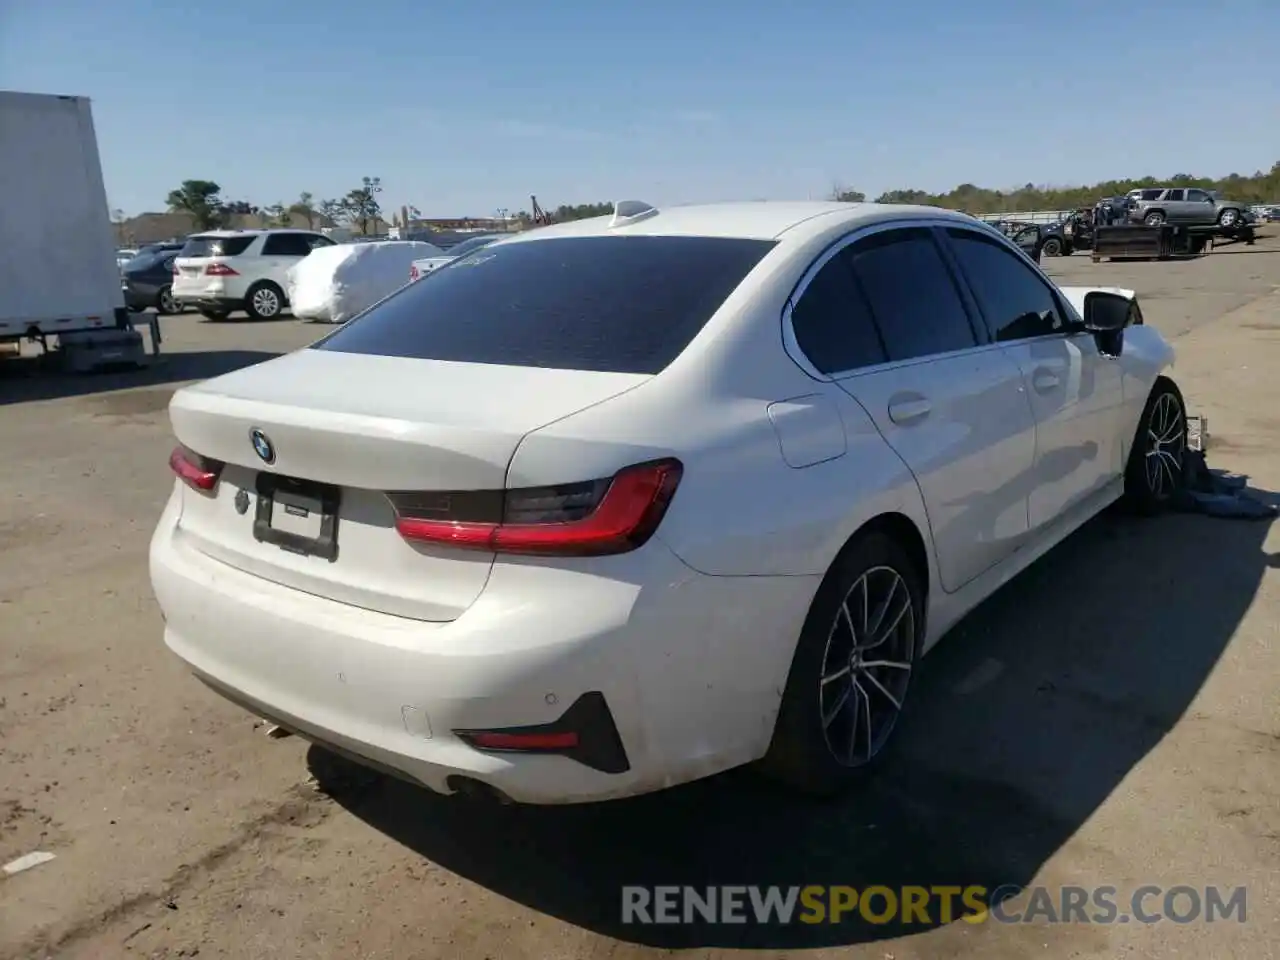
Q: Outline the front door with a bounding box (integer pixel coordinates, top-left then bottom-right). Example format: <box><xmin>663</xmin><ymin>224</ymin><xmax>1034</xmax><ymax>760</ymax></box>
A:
<box><xmin>942</xmin><ymin>226</ymin><xmax>1125</xmax><ymax>533</ymax></box>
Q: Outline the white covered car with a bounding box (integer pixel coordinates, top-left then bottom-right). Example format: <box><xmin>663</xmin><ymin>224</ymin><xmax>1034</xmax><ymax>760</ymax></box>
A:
<box><xmin>288</xmin><ymin>240</ymin><xmax>444</xmax><ymax>323</ymax></box>
<box><xmin>151</xmin><ymin>200</ymin><xmax>1182</xmax><ymax>805</ymax></box>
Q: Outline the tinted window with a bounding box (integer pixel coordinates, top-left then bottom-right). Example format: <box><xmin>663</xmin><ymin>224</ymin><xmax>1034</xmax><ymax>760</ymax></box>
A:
<box><xmin>1164</xmin><ymin>189</ymin><xmax>1185</xmax><ymax>201</ymax></box>
<box><xmin>314</xmin><ymin>235</ymin><xmax>775</xmax><ymax>374</ymax></box>
<box><xmin>846</xmin><ymin>229</ymin><xmax>977</xmax><ymax>362</ymax></box>
<box><xmin>447</xmin><ymin>235</ymin><xmax>500</xmax><ymax>257</ymax></box>
<box><xmin>1140</xmin><ymin>189</ymin><xmax>1163</xmax><ymax>200</ymax></box>
<box><xmin>262</xmin><ymin>233</ymin><xmax>319</xmax><ymax>256</ymax></box>
<box><xmin>947</xmin><ymin>230</ymin><xmax>1067</xmax><ymax>341</ymax></box>
<box><xmin>1186</xmin><ymin>189</ymin><xmax>1210</xmax><ymax>202</ymax></box>
<box><xmin>180</xmin><ymin>234</ymin><xmax>255</xmax><ymax>258</ymax></box>
<box><xmin>789</xmin><ymin>254</ymin><xmax>886</xmax><ymax>374</ymax></box>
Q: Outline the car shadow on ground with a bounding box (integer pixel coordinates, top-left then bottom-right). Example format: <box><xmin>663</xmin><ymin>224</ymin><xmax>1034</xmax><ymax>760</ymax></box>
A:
<box><xmin>0</xmin><ymin>350</ymin><xmax>279</xmax><ymax>406</ymax></box>
<box><xmin>311</xmin><ymin>487</ymin><xmax>1277</xmax><ymax>950</ymax></box>
<box><xmin>196</xmin><ymin>311</ymin><xmax>298</xmax><ymax>324</ymax></box>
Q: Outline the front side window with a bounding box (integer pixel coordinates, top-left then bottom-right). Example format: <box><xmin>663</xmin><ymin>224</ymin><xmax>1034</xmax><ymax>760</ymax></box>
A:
<box><xmin>845</xmin><ymin>228</ymin><xmax>977</xmax><ymax>362</ymax></box>
<box><xmin>946</xmin><ymin>229</ymin><xmax>1066</xmax><ymax>341</ymax></box>
<box><xmin>315</xmin><ymin>235</ymin><xmax>776</xmax><ymax>374</ymax></box>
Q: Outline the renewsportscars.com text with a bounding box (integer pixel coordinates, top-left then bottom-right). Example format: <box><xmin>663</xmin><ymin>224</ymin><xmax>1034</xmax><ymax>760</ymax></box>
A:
<box><xmin>621</xmin><ymin>884</ymin><xmax>1247</xmax><ymax>926</ymax></box>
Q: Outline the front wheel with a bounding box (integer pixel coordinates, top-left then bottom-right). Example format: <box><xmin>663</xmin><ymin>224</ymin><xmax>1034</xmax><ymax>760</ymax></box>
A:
<box><xmin>1041</xmin><ymin>237</ymin><xmax>1064</xmax><ymax>257</ymax></box>
<box><xmin>760</xmin><ymin>531</ymin><xmax>924</xmax><ymax>796</ymax></box>
<box><xmin>1124</xmin><ymin>378</ymin><xmax>1187</xmax><ymax>514</ymax></box>
<box><xmin>1144</xmin><ymin>211</ymin><xmax>1166</xmax><ymax>226</ymax></box>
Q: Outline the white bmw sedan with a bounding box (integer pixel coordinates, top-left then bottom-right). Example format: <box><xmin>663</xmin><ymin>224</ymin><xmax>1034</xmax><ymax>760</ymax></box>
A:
<box><xmin>150</xmin><ymin>200</ymin><xmax>1184</xmax><ymax>804</ymax></box>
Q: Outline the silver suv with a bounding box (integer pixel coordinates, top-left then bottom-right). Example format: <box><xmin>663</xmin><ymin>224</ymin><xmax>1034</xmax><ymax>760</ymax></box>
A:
<box><xmin>1126</xmin><ymin>187</ymin><xmax>1248</xmax><ymax>228</ymax></box>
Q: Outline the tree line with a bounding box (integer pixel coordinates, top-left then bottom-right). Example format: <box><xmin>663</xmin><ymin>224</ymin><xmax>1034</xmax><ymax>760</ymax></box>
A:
<box><xmin>833</xmin><ymin>161</ymin><xmax>1280</xmax><ymax>214</ymax></box>
<box><xmin>156</xmin><ymin>161</ymin><xmax>1280</xmax><ymax>236</ymax></box>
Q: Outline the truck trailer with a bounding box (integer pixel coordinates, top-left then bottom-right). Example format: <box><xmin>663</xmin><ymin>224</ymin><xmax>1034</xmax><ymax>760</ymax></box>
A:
<box><xmin>0</xmin><ymin>90</ymin><xmax>158</xmax><ymax>370</ymax></box>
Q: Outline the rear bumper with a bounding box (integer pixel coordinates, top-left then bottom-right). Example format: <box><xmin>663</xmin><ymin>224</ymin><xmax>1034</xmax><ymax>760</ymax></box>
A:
<box><xmin>149</xmin><ymin>491</ymin><xmax>818</xmax><ymax>804</ymax></box>
<box><xmin>173</xmin><ymin>295</ymin><xmax>242</xmax><ymax>312</ymax></box>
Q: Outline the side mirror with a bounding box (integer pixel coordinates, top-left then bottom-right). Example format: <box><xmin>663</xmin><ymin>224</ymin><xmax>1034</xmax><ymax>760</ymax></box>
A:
<box><xmin>1082</xmin><ymin>291</ymin><xmax>1131</xmax><ymax>332</ymax></box>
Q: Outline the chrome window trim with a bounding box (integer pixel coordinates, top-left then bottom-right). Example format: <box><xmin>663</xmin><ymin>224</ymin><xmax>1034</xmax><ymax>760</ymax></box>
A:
<box><xmin>782</xmin><ymin>215</ymin><xmax>1026</xmax><ymax>381</ymax></box>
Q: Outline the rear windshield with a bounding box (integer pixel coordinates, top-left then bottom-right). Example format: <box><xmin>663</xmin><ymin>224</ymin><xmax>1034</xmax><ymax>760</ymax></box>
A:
<box><xmin>446</xmin><ymin>234</ymin><xmax>499</xmax><ymax>257</ymax></box>
<box><xmin>313</xmin><ymin>235</ymin><xmax>776</xmax><ymax>374</ymax></box>
<box><xmin>180</xmin><ymin>235</ymin><xmax>255</xmax><ymax>258</ymax></box>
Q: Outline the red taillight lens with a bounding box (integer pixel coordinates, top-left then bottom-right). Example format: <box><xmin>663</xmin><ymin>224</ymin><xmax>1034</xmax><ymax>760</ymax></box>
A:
<box><xmin>409</xmin><ymin>265</ymin><xmax>419</xmax><ymax>281</ymax></box>
<box><xmin>204</xmin><ymin>262</ymin><xmax>238</xmax><ymax>276</ymax></box>
<box><xmin>462</xmin><ymin>731</ymin><xmax>580</xmax><ymax>751</ymax></box>
<box><xmin>169</xmin><ymin>445</ymin><xmax>223</xmax><ymax>492</ymax></box>
<box><xmin>388</xmin><ymin>458</ymin><xmax>683</xmax><ymax>557</ymax></box>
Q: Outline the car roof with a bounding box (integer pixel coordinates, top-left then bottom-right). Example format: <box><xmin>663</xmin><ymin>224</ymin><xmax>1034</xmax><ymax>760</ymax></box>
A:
<box><xmin>188</xmin><ymin>228</ymin><xmax>317</xmax><ymax>238</ymax></box>
<box><xmin>500</xmin><ymin>200</ymin><xmax>980</xmax><ymax>243</ymax></box>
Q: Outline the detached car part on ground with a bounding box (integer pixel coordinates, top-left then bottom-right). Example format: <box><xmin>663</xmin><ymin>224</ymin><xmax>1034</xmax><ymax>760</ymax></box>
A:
<box><xmin>151</xmin><ymin>200</ymin><xmax>1184</xmax><ymax>805</ymax></box>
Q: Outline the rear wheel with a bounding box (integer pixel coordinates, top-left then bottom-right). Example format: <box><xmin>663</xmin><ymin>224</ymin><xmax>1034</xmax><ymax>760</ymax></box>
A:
<box><xmin>157</xmin><ymin>286</ymin><xmax>178</xmax><ymax>315</ymax></box>
<box><xmin>760</xmin><ymin>531</ymin><xmax>924</xmax><ymax>796</ymax></box>
<box><xmin>1124</xmin><ymin>378</ymin><xmax>1187</xmax><ymax>514</ymax></box>
<box><xmin>1041</xmin><ymin>236</ymin><xmax>1064</xmax><ymax>257</ymax></box>
<box><xmin>245</xmin><ymin>282</ymin><xmax>285</xmax><ymax>320</ymax></box>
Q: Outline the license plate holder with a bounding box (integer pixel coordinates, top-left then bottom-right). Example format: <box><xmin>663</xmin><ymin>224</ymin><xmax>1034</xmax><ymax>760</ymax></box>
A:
<box><xmin>253</xmin><ymin>473</ymin><xmax>340</xmax><ymax>562</ymax></box>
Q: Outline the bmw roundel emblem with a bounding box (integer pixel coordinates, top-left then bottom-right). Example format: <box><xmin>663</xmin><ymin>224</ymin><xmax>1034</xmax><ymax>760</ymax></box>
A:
<box><xmin>249</xmin><ymin>428</ymin><xmax>276</xmax><ymax>465</ymax></box>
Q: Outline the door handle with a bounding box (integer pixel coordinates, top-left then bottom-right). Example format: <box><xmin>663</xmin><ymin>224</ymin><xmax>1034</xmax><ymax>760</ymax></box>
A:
<box><xmin>1032</xmin><ymin>369</ymin><xmax>1061</xmax><ymax>393</ymax></box>
<box><xmin>888</xmin><ymin>398</ymin><xmax>932</xmax><ymax>425</ymax></box>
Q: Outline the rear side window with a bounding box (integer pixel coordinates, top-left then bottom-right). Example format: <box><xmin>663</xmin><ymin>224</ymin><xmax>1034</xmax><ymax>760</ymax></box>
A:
<box><xmin>262</xmin><ymin>233</ymin><xmax>324</xmax><ymax>256</ymax></box>
<box><xmin>789</xmin><ymin>253</ymin><xmax>886</xmax><ymax>374</ymax></box>
<box><xmin>846</xmin><ymin>229</ymin><xmax>977</xmax><ymax>362</ymax></box>
<box><xmin>314</xmin><ymin>235</ymin><xmax>776</xmax><ymax>374</ymax></box>
<box><xmin>180</xmin><ymin>235</ymin><xmax>255</xmax><ymax>258</ymax></box>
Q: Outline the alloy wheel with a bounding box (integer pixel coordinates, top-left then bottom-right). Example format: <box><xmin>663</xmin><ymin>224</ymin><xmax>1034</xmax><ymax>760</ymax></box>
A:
<box><xmin>817</xmin><ymin>565</ymin><xmax>916</xmax><ymax>767</ymax></box>
<box><xmin>159</xmin><ymin>288</ymin><xmax>177</xmax><ymax>314</ymax></box>
<box><xmin>1144</xmin><ymin>392</ymin><xmax>1185</xmax><ymax>500</ymax></box>
<box><xmin>252</xmin><ymin>288</ymin><xmax>281</xmax><ymax>317</ymax></box>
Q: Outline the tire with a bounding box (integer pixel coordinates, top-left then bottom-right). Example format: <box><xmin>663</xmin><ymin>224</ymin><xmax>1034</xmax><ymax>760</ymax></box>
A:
<box><xmin>245</xmin><ymin>281</ymin><xmax>285</xmax><ymax>320</ymax></box>
<box><xmin>1217</xmin><ymin>208</ymin><xmax>1239</xmax><ymax>229</ymax></box>
<box><xmin>157</xmin><ymin>286</ymin><xmax>178</xmax><ymax>316</ymax></box>
<box><xmin>1144</xmin><ymin>211</ymin><xmax>1166</xmax><ymax>226</ymax></box>
<box><xmin>1041</xmin><ymin>237</ymin><xmax>1064</xmax><ymax>257</ymax></box>
<box><xmin>1123</xmin><ymin>377</ymin><xmax>1187</xmax><ymax>515</ymax></box>
<box><xmin>760</xmin><ymin>530</ymin><xmax>925</xmax><ymax>796</ymax></box>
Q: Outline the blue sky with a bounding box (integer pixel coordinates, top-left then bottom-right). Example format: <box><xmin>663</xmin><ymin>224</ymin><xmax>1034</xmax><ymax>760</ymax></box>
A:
<box><xmin>2</xmin><ymin>0</ymin><xmax>1277</xmax><ymax>217</ymax></box>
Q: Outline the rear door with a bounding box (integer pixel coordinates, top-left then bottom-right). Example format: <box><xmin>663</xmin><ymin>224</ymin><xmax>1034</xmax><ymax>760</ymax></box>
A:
<box><xmin>942</xmin><ymin>226</ymin><xmax>1125</xmax><ymax>532</ymax></box>
<box><xmin>173</xmin><ymin>234</ymin><xmax>255</xmax><ymax>296</ymax></box>
<box><xmin>829</xmin><ymin>227</ymin><xmax>1037</xmax><ymax>592</ymax></box>
<box><xmin>258</xmin><ymin>232</ymin><xmax>327</xmax><ymax>288</ymax></box>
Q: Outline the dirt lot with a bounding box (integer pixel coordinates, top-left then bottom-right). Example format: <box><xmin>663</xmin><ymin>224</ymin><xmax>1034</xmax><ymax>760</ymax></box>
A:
<box><xmin>2</xmin><ymin>238</ymin><xmax>1278</xmax><ymax>959</ymax></box>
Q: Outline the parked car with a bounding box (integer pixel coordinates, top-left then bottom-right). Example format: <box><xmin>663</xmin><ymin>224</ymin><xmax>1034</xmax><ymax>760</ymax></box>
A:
<box><xmin>115</xmin><ymin>248</ymin><xmax>138</xmax><ymax>273</ymax></box>
<box><xmin>1127</xmin><ymin>187</ymin><xmax>1249</xmax><ymax>228</ymax></box>
<box><xmin>152</xmin><ymin>200</ymin><xmax>1181</xmax><ymax>804</ymax></box>
<box><xmin>122</xmin><ymin>244</ymin><xmax>188</xmax><ymax>314</ymax></box>
<box><xmin>171</xmin><ymin>229</ymin><xmax>336</xmax><ymax>320</ymax></box>
<box><xmin>409</xmin><ymin>233</ymin><xmax>504</xmax><ymax>281</ymax></box>
<box><xmin>288</xmin><ymin>240</ymin><xmax>445</xmax><ymax>323</ymax></box>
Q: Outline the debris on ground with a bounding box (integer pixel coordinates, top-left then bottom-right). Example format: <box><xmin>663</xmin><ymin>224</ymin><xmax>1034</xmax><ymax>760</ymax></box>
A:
<box><xmin>265</xmin><ymin>723</ymin><xmax>293</xmax><ymax>739</ymax></box>
<box><xmin>1175</xmin><ymin>450</ymin><xmax>1278</xmax><ymax>519</ymax></box>
<box><xmin>2</xmin><ymin>850</ymin><xmax>56</xmax><ymax>875</ymax></box>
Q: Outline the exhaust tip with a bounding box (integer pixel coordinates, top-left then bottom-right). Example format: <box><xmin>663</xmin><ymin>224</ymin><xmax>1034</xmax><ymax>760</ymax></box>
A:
<box><xmin>446</xmin><ymin>775</ymin><xmax>514</xmax><ymax>805</ymax></box>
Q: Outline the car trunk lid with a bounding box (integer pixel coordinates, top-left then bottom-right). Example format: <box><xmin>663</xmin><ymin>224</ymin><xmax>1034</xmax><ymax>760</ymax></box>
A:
<box><xmin>168</xmin><ymin>348</ymin><xmax>649</xmax><ymax>621</ymax></box>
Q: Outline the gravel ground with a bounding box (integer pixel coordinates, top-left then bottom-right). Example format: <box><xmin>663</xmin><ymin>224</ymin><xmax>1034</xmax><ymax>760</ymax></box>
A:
<box><xmin>2</xmin><ymin>236</ymin><xmax>1278</xmax><ymax>959</ymax></box>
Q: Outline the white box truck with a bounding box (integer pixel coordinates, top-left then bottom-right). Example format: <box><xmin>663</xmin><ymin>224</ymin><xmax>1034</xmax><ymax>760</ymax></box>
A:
<box><xmin>0</xmin><ymin>90</ymin><xmax>158</xmax><ymax>369</ymax></box>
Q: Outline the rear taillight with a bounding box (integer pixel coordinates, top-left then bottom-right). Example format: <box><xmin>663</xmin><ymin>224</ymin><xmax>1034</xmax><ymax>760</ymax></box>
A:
<box><xmin>172</xmin><ymin>262</ymin><xmax>180</xmax><ymax>275</ymax></box>
<box><xmin>205</xmin><ymin>262</ymin><xmax>238</xmax><ymax>276</ymax></box>
<box><xmin>387</xmin><ymin>458</ymin><xmax>683</xmax><ymax>557</ymax></box>
<box><xmin>408</xmin><ymin>265</ymin><xmax>419</xmax><ymax>281</ymax></box>
<box><xmin>169</xmin><ymin>445</ymin><xmax>224</xmax><ymax>492</ymax></box>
